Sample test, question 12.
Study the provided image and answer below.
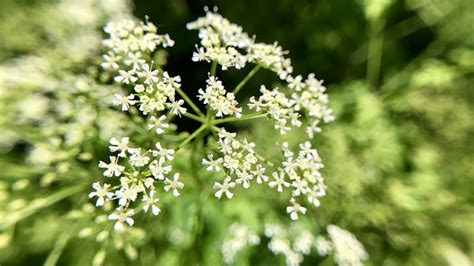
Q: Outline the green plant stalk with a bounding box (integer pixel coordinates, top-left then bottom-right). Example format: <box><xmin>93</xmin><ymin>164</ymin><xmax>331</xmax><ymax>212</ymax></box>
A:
<box><xmin>213</xmin><ymin>113</ymin><xmax>267</xmax><ymax>125</ymax></box>
<box><xmin>183</xmin><ymin>112</ymin><xmax>206</xmax><ymax>123</ymax></box>
<box><xmin>210</xmin><ymin>61</ymin><xmax>218</xmax><ymax>77</ymax></box>
<box><xmin>0</xmin><ymin>183</ymin><xmax>87</xmax><ymax>230</ymax></box>
<box><xmin>366</xmin><ymin>19</ymin><xmax>386</xmax><ymax>90</ymax></box>
<box><xmin>175</xmin><ymin>87</ymin><xmax>204</xmax><ymax>117</ymax></box>
<box><xmin>176</xmin><ymin>124</ymin><xmax>207</xmax><ymax>151</ymax></box>
<box><xmin>233</xmin><ymin>64</ymin><xmax>261</xmax><ymax>94</ymax></box>
<box><xmin>44</xmin><ymin>223</ymin><xmax>75</xmax><ymax>266</ymax></box>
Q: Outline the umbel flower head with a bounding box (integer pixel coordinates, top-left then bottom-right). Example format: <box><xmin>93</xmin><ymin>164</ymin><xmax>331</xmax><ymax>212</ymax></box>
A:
<box><xmin>90</xmin><ymin>8</ymin><xmax>334</xmax><ymax>231</ymax></box>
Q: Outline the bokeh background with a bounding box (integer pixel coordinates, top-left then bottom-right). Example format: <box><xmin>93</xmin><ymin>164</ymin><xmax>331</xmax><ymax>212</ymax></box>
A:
<box><xmin>0</xmin><ymin>0</ymin><xmax>473</xmax><ymax>265</ymax></box>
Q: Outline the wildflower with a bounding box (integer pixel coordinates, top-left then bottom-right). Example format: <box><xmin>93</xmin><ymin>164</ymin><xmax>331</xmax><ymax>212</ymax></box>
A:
<box><xmin>142</xmin><ymin>191</ymin><xmax>161</xmax><ymax>215</ymax></box>
<box><xmin>129</xmin><ymin>148</ymin><xmax>150</xmax><ymax>167</ymax></box>
<box><xmin>149</xmin><ymin>160</ymin><xmax>172</xmax><ymax>180</ymax></box>
<box><xmin>115</xmin><ymin>183</ymin><xmax>139</xmax><ymax>206</ymax></box>
<box><xmin>164</xmin><ymin>173</ymin><xmax>184</xmax><ymax>196</ymax></box>
<box><xmin>214</xmin><ymin>176</ymin><xmax>236</xmax><ymax>199</ymax></box>
<box><xmin>114</xmin><ymin>69</ymin><xmax>137</xmax><ymax>84</ymax></box>
<box><xmin>269</xmin><ymin>172</ymin><xmax>290</xmax><ymax>192</ymax></box>
<box><xmin>315</xmin><ymin>236</ymin><xmax>333</xmax><ymax>256</ymax></box>
<box><xmin>101</xmin><ymin>52</ymin><xmax>121</xmax><ymax>70</ymax></box>
<box><xmin>98</xmin><ymin>156</ymin><xmax>125</xmax><ymax>177</ymax></box>
<box><xmin>202</xmin><ymin>154</ymin><xmax>223</xmax><ymax>171</ymax></box>
<box><xmin>108</xmin><ymin>209</ymin><xmax>135</xmax><ymax>231</ymax></box>
<box><xmin>88</xmin><ymin>182</ymin><xmax>114</xmax><ymax>207</ymax></box>
<box><xmin>112</xmin><ymin>93</ymin><xmax>136</xmax><ymax>111</ymax></box>
<box><xmin>137</xmin><ymin>63</ymin><xmax>159</xmax><ymax>84</ymax></box>
<box><xmin>167</xmin><ymin>98</ymin><xmax>187</xmax><ymax>117</ymax></box>
<box><xmin>286</xmin><ymin>198</ymin><xmax>307</xmax><ymax>220</ymax></box>
<box><xmin>327</xmin><ymin>225</ymin><xmax>368</xmax><ymax>266</ymax></box>
<box><xmin>147</xmin><ymin>115</ymin><xmax>169</xmax><ymax>134</ymax></box>
<box><xmin>109</xmin><ymin>137</ymin><xmax>132</xmax><ymax>157</ymax></box>
<box><xmin>152</xmin><ymin>142</ymin><xmax>174</xmax><ymax>162</ymax></box>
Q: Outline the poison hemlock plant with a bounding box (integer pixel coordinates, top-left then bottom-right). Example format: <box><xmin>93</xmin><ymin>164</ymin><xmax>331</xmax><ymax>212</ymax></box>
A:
<box><xmin>0</xmin><ymin>2</ymin><xmax>368</xmax><ymax>265</ymax></box>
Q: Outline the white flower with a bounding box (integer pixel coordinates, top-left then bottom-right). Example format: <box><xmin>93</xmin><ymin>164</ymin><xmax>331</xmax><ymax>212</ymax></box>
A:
<box><xmin>108</xmin><ymin>209</ymin><xmax>135</xmax><ymax>231</ymax></box>
<box><xmin>202</xmin><ymin>154</ymin><xmax>223</xmax><ymax>171</ymax></box>
<box><xmin>152</xmin><ymin>142</ymin><xmax>174</xmax><ymax>162</ymax></box>
<box><xmin>137</xmin><ymin>63</ymin><xmax>159</xmax><ymax>84</ymax></box>
<box><xmin>269</xmin><ymin>172</ymin><xmax>290</xmax><ymax>192</ymax></box>
<box><xmin>315</xmin><ymin>236</ymin><xmax>333</xmax><ymax>256</ymax></box>
<box><xmin>167</xmin><ymin>98</ymin><xmax>187</xmax><ymax>117</ymax></box>
<box><xmin>129</xmin><ymin>148</ymin><xmax>150</xmax><ymax>167</ymax></box>
<box><xmin>101</xmin><ymin>52</ymin><xmax>121</xmax><ymax>70</ymax></box>
<box><xmin>149</xmin><ymin>160</ymin><xmax>172</xmax><ymax>180</ymax></box>
<box><xmin>235</xmin><ymin>170</ymin><xmax>253</xmax><ymax>189</ymax></box>
<box><xmin>286</xmin><ymin>198</ymin><xmax>306</xmax><ymax>220</ymax></box>
<box><xmin>213</xmin><ymin>176</ymin><xmax>236</xmax><ymax>199</ymax></box>
<box><xmin>253</xmin><ymin>164</ymin><xmax>268</xmax><ymax>183</ymax></box>
<box><xmin>98</xmin><ymin>156</ymin><xmax>125</xmax><ymax>177</ymax></box>
<box><xmin>147</xmin><ymin>115</ymin><xmax>169</xmax><ymax>134</ymax></box>
<box><xmin>109</xmin><ymin>137</ymin><xmax>132</xmax><ymax>157</ymax></box>
<box><xmin>114</xmin><ymin>69</ymin><xmax>137</xmax><ymax>84</ymax></box>
<box><xmin>327</xmin><ymin>225</ymin><xmax>368</xmax><ymax>266</ymax></box>
<box><xmin>115</xmin><ymin>183</ymin><xmax>138</xmax><ymax>206</ymax></box>
<box><xmin>112</xmin><ymin>93</ymin><xmax>136</xmax><ymax>111</ymax></box>
<box><xmin>88</xmin><ymin>182</ymin><xmax>114</xmax><ymax>207</ymax></box>
<box><xmin>164</xmin><ymin>173</ymin><xmax>184</xmax><ymax>197</ymax></box>
<box><xmin>142</xmin><ymin>191</ymin><xmax>161</xmax><ymax>215</ymax></box>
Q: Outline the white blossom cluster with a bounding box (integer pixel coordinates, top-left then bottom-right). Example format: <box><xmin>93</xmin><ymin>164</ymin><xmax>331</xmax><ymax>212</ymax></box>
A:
<box><xmin>92</xmin><ymin>9</ymin><xmax>335</xmax><ymax>228</ymax></box>
<box><xmin>205</xmin><ymin>128</ymin><xmax>267</xmax><ymax>199</ymax></box>
<box><xmin>221</xmin><ymin>223</ymin><xmax>260</xmax><ymax>264</ymax></box>
<box><xmin>249</xmin><ymin>74</ymin><xmax>334</xmax><ymax>139</ymax></box>
<box><xmin>90</xmin><ymin>19</ymin><xmax>190</xmax><ymax>231</ymax></box>
<box><xmin>102</xmin><ymin>18</ymin><xmax>185</xmax><ymax>117</ymax></box>
<box><xmin>90</xmin><ymin>137</ymin><xmax>183</xmax><ymax>231</ymax></box>
<box><xmin>327</xmin><ymin>225</ymin><xmax>369</xmax><ymax>266</ymax></box>
<box><xmin>186</xmin><ymin>10</ymin><xmax>292</xmax><ymax>78</ymax></box>
<box><xmin>220</xmin><ymin>223</ymin><xmax>368</xmax><ymax>266</ymax></box>
<box><xmin>198</xmin><ymin>76</ymin><xmax>242</xmax><ymax>118</ymax></box>
<box><xmin>264</xmin><ymin>223</ymin><xmax>315</xmax><ymax>266</ymax></box>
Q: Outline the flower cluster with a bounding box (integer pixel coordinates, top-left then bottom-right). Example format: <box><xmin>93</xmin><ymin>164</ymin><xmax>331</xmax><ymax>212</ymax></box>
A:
<box><xmin>102</xmin><ymin>18</ymin><xmax>184</xmax><ymax>117</ymax></box>
<box><xmin>327</xmin><ymin>225</ymin><xmax>369</xmax><ymax>266</ymax></box>
<box><xmin>266</xmin><ymin>224</ymin><xmax>369</xmax><ymax>266</ymax></box>
<box><xmin>221</xmin><ymin>223</ymin><xmax>260</xmax><ymax>264</ymax></box>
<box><xmin>92</xmin><ymin>9</ymin><xmax>334</xmax><ymax>229</ymax></box>
<box><xmin>264</xmin><ymin>223</ymin><xmax>315</xmax><ymax>266</ymax></box>
<box><xmin>90</xmin><ymin>19</ymin><xmax>190</xmax><ymax>230</ymax></box>
<box><xmin>187</xmin><ymin>9</ymin><xmax>292</xmax><ymax>78</ymax></box>
<box><xmin>207</xmin><ymin>129</ymin><xmax>266</xmax><ymax>199</ymax></box>
<box><xmin>91</xmin><ymin>137</ymin><xmax>183</xmax><ymax>230</ymax></box>
<box><xmin>198</xmin><ymin>76</ymin><xmax>242</xmax><ymax>118</ymax></box>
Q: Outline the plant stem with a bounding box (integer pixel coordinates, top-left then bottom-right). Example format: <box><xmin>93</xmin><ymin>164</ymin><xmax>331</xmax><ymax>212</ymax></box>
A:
<box><xmin>233</xmin><ymin>65</ymin><xmax>261</xmax><ymax>94</ymax></box>
<box><xmin>44</xmin><ymin>223</ymin><xmax>75</xmax><ymax>266</ymax></box>
<box><xmin>183</xmin><ymin>112</ymin><xmax>206</xmax><ymax>123</ymax></box>
<box><xmin>175</xmin><ymin>87</ymin><xmax>204</xmax><ymax>117</ymax></box>
<box><xmin>366</xmin><ymin>19</ymin><xmax>385</xmax><ymax>90</ymax></box>
<box><xmin>213</xmin><ymin>113</ymin><xmax>267</xmax><ymax>125</ymax></box>
<box><xmin>210</xmin><ymin>61</ymin><xmax>217</xmax><ymax>77</ymax></box>
<box><xmin>176</xmin><ymin>124</ymin><xmax>207</xmax><ymax>151</ymax></box>
<box><xmin>0</xmin><ymin>183</ymin><xmax>86</xmax><ymax>230</ymax></box>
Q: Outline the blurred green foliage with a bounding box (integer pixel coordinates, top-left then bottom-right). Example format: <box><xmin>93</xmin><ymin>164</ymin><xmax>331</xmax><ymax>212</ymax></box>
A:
<box><xmin>0</xmin><ymin>0</ymin><xmax>473</xmax><ymax>265</ymax></box>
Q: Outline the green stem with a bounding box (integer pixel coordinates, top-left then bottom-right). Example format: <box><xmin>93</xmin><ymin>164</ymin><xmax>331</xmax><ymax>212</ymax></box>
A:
<box><xmin>44</xmin><ymin>223</ymin><xmax>75</xmax><ymax>266</ymax></box>
<box><xmin>210</xmin><ymin>61</ymin><xmax>218</xmax><ymax>77</ymax></box>
<box><xmin>213</xmin><ymin>113</ymin><xmax>267</xmax><ymax>125</ymax></box>
<box><xmin>233</xmin><ymin>65</ymin><xmax>261</xmax><ymax>95</ymax></box>
<box><xmin>175</xmin><ymin>87</ymin><xmax>204</xmax><ymax>117</ymax></box>
<box><xmin>366</xmin><ymin>19</ymin><xmax>385</xmax><ymax>90</ymax></box>
<box><xmin>0</xmin><ymin>183</ymin><xmax>86</xmax><ymax>230</ymax></box>
<box><xmin>176</xmin><ymin>125</ymin><xmax>207</xmax><ymax>151</ymax></box>
<box><xmin>183</xmin><ymin>112</ymin><xmax>206</xmax><ymax>123</ymax></box>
